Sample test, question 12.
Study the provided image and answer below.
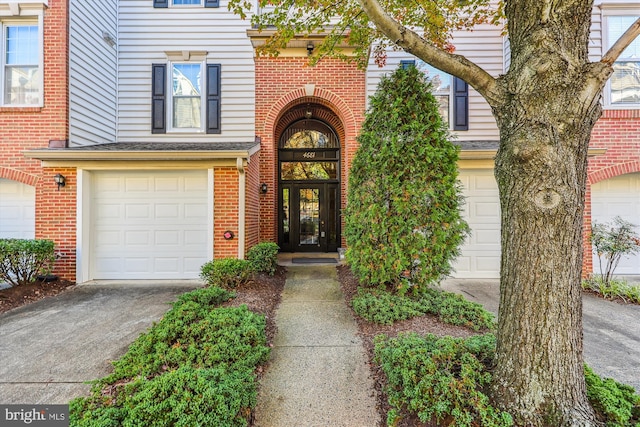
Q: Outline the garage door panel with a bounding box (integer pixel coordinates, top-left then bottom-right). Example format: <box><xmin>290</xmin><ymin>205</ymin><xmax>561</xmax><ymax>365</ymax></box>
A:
<box><xmin>452</xmin><ymin>170</ymin><xmax>501</xmax><ymax>278</ymax></box>
<box><xmin>591</xmin><ymin>173</ymin><xmax>640</xmax><ymax>276</ymax></box>
<box><xmin>0</xmin><ymin>179</ymin><xmax>35</xmax><ymax>239</ymax></box>
<box><xmin>91</xmin><ymin>170</ymin><xmax>209</xmax><ymax>280</ymax></box>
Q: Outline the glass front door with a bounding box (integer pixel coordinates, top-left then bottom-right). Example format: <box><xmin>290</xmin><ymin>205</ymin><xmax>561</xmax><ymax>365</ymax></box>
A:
<box><xmin>280</xmin><ymin>184</ymin><xmax>340</xmax><ymax>252</ymax></box>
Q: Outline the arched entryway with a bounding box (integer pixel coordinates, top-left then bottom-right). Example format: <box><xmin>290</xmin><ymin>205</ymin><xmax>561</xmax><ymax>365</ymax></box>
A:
<box><xmin>278</xmin><ymin>117</ymin><xmax>341</xmax><ymax>252</ymax></box>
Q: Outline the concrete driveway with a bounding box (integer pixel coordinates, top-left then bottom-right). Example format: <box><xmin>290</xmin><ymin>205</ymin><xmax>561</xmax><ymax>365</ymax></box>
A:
<box><xmin>441</xmin><ymin>279</ymin><xmax>640</xmax><ymax>391</ymax></box>
<box><xmin>0</xmin><ymin>281</ymin><xmax>201</xmax><ymax>404</ymax></box>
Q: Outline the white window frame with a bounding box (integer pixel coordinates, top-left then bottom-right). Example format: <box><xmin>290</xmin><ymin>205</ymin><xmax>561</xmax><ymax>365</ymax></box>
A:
<box><xmin>168</xmin><ymin>60</ymin><xmax>206</xmax><ymax>133</ymax></box>
<box><xmin>0</xmin><ymin>15</ymin><xmax>43</xmax><ymax>107</ymax></box>
<box><xmin>602</xmin><ymin>9</ymin><xmax>640</xmax><ymax>109</ymax></box>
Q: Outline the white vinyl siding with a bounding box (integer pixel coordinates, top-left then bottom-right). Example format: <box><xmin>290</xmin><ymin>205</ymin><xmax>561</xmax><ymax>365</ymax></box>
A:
<box><xmin>367</xmin><ymin>24</ymin><xmax>502</xmax><ymax>142</ymax></box>
<box><xmin>69</xmin><ymin>0</ymin><xmax>118</xmax><ymax>146</ymax></box>
<box><xmin>117</xmin><ymin>0</ymin><xmax>255</xmax><ymax>143</ymax></box>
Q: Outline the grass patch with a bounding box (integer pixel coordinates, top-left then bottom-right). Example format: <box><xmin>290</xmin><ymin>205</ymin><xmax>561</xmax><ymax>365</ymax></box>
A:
<box><xmin>352</xmin><ymin>286</ymin><xmax>494</xmax><ymax>331</ymax></box>
<box><xmin>70</xmin><ymin>285</ymin><xmax>269</xmax><ymax>427</ymax></box>
<box><xmin>582</xmin><ymin>277</ymin><xmax>640</xmax><ymax>304</ymax></box>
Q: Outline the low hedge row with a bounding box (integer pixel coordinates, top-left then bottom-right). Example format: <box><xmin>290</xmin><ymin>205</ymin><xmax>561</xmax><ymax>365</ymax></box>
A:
<box><xmin>70</xmin><ymin>285</ymin><xmax>269</xmax><ymax>427</ymax></box>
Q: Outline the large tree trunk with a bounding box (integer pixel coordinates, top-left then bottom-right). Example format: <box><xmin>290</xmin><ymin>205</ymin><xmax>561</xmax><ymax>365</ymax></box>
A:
<box><xmin>490</xmin><ymin>1</ymin><xmax>602</xmax><ymax>425</ymax></box>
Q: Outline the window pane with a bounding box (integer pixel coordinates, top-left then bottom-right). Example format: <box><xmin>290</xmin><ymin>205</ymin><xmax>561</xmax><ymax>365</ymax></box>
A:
<box><xmin>172</xmin><ymin>63</ymin><xmax>202</xmax><ymax>128</ymax></box>
<box><xmin>416</xmin><ymin>60</ymin><xmax>451</xmax><ymax>95</ymax></box>
<box><xmin>610</xmin><ymin>61</ymin><xmax>640</xmax><ymax>104</ymax></box>
<box><xmin>281</xmin><ymin>162</ymin><xmax>338</xmax><ymax>180</ymax></box>
<box><xmin>607</xmin><ymin>16</ymin><xmax>640</xmax><ymax>58</ymax></box>
<box><xmin>5</xmin><ymin>66</ymin><xmax>39</xmax><ymax>105</ymax></box>
<box><xmin>173</xmin><ymin>97</ymin><xmax>201</xmax><ymax>128</ymax></box>
<box><xmin>6</xmin><ymin>26</ymin><xmax>38</xmax><ymax>65</ymax></box>
<box><xmin>173</xmin><ymin>0</ymin><xmax>201</xmax><ymax>4</ymax></box>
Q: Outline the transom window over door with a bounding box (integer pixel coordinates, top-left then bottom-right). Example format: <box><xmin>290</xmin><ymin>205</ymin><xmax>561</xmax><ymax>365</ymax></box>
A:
<box><xmin>2</xmin><ymin>23</ymin><xmax>40</xmax><ymax>106</ymax></box>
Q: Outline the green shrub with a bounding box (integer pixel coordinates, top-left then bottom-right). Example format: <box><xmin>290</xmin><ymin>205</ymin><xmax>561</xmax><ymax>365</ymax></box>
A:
<box><xmin>582</xmin><ymin>276</ymin><xmax>640</xmax><ymax>304</ymax></box>
<box><xmin>246</xmin><ymin>242</ymin><xmax>280</xmax><ymax>275</ymax></box>
<box><xmin>351</xmin><ymin>285</ymin><xmax>495</xmax><ymax>331</ymax></box>
<box><xmin>104</xmin><ymin>305</ymin><xmax>268</xmax><ymax>384</ymax></box>
<box><xmin>585</xmin><ymin>365</ymin><xmax>640</xmax><ymax>426</ymax></box>
<box><xmin>0</xmin><ymin>238</ymin><xmax>55</xmax><ymax>287</ymax></box>
<box><xmin>71</xmin><ymin>285</ymin><xmax>269</xmax><ymax>427</ymax></box>
<box><xmin>590</xmin><ymin>217</ymin><xmax>640</xmax><ymax>287</ymax></box>
<box><xmin>71</xmin><ymin>366</ymin><xmax>257</xmax><ymax>427</ymax></box>
<box><xmin>200</xmin><ymin>258</ymin><xmax>251</xmax><ymax>288</ymax></box>
<box><xmin>344</xmin><ymin>65</ymin><xmax>469</xmax><ymax>291</ymax></box>
<box><xmin>374</xmin><ymin>333</ymin><xmax>512</xmax><ymax>427</ymax></box>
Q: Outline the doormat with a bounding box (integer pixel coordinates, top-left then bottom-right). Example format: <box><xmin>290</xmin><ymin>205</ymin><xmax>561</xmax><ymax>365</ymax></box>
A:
<box><xmin>291</xmin><ymin>257</ymin><xmax>338</xmax><ymax>264</ymax></box>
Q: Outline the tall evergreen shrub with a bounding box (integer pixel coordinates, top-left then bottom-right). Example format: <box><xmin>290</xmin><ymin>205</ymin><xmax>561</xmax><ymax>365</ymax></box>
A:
<box><xmin>345</xmin><ymin>65</ymin><xmax>469</xmax><ymax>290</ymax></box>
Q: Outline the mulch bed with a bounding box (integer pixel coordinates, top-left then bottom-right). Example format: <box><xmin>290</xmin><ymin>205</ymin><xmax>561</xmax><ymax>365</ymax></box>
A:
<box><xmin>0</xmin><ymin>278</ymin><xmax>76</xmax><ymax>314</ymax></box>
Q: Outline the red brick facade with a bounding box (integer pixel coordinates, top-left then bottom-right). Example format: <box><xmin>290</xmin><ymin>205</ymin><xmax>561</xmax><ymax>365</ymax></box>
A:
<box><xmin>255</xmin><ymin>57</ymin><xmax>366</xmax><ymax>247</ymax></box>
<box><xmin>0</xmin><ymin>0</ymin><xmax>72</xmax><ymax>278</ymax></box>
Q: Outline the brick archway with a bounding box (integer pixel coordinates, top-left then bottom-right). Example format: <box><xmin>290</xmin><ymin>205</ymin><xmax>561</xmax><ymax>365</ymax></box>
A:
<box><xmin>0</xmin><ymin>167</ymin><xmax>40</xmax><ymax>187</ymax></box>
<box><xmin>588</xmin><ymin>161</ymin><xmax>640</xmax><ymax>185</ymax></box>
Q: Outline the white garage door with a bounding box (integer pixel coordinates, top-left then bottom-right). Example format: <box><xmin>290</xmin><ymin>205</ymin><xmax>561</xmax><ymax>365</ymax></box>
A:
<box><xmin>452</xmin><ymin>169</ymin><xmax>501</xmax><ymax>278</ymax></box>
<box><xmin>91</xmin><ymin>170</ymin><xmax>209</xmax><ymax>280</ymax></box>
<box><xmin>0</xmin><ymin>178</ymin><xmax>35</xmax><ymax>239</ymax></box>
<box><xmin>591</xmin><ymin>173</ymin><xmax>640</xmax><ymax>276</ymax></box>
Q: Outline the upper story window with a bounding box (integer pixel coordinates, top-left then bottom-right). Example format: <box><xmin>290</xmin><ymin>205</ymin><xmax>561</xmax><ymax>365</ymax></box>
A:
<box><xmin>153</xmin><ymin>0</ymin><xmax>219</xmax><ymax>8</ymax></box>
<box><xmin>2</xmin><ymin>22</ymin><xmax>41</xmax><ymax>106</ymax></box>
<box><xmin>400</xmin><ymin>59</ymin><xmax>468</xmax><ymax>131</ymax></box>
<box><xmin>604</xmin><ymin>13</ymin><xmax>640</xmax><ymax>107</ymax></box>
<box><xmin>151</xmin><ymin>60</ymin><xmax>221</xmax><ymax>134</ymax></box>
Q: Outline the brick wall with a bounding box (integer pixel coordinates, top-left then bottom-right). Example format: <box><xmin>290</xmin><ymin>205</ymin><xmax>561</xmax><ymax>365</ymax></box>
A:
<box><xmin>583</xmin><ymin>109</ymin><xmax>640</xmax><ymax>275</ymax></box>
<box><xmin>245</xmin><ymin>151</ymin><xmax>261</xmax><ymax>252</ymax></box>
<box><xmin>255</xmin><ymin>57</ymin><xmax>366</xmax><ymax>246</ymax></box>
<box><xmin>214</xmin><ymin>167</ymin><xmax>240</xmax><ymax>258</ymax></box>
<box><xmin>0</xmin><ymin>0</ymin><xmax>71</xmax><ymax>278</ymax></box>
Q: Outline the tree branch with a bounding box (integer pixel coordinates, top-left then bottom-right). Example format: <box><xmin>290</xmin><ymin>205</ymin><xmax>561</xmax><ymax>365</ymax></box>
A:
<box><xmin>602</xmin><ymin>17</ymin><xmax>640</xmax><ymax>65</ymax></box>
<box><xmin>358</xmin><ymin>0</ymin><xmax>502</xmax><ymax>105</ymax></box>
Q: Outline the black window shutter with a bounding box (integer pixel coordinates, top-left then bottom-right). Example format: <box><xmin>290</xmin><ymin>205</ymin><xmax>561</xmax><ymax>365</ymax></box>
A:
<box><xmin>206</xmin><ymin>64</ymin><xmax>221</xmax><ymax>134</ymax></box>
<box><xmin>153</xmin><ymin>0</ymin><xmax>168</xmax><ymax>8</ymax></box>
<box><xmin>453</xmin><ymin>77</ymin><xmax>469</xmax><ymax>131</ymax></box>
<box><xmin>204</xmin><ymin>0</ymin><xmax>220</xmax><ymax>7</ymax></box>
<box><xmin>151</xmin><ymin>64</ymin><xmax>167</xmax><ymax>134</ymax></box>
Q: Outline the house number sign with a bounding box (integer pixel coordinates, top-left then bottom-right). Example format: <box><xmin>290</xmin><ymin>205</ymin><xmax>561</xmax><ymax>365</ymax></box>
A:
<box><xmin>302</xmin><ymin>152</ymin><xmax>316</xmax><ymax>159</ymax></box>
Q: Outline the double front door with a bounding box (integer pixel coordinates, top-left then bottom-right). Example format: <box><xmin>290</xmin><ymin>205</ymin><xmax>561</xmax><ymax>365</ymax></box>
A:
<box><xmin>279</xmin><ymin>183</ymin><xmax>340</xmax><ymax>252</ymax></box>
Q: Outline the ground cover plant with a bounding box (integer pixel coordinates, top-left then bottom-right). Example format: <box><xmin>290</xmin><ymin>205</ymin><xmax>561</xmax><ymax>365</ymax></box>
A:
<box><xmin>351</xmin><ymin>285</ymin><xmax>494</xmax><ymax>331</ymax></box>
<box><xmin>582</xmin><ymin>277</ymin><xmax>640</xmax><ymax>304</ymax></box>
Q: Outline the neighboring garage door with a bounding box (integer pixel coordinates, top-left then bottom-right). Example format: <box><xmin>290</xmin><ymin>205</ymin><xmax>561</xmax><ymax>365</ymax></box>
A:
<box><xmin>591</xmin><ymin>173</ymin><xmax>640</xmax><ymax>276</ymax></box>
<box><xmin>452</xmin><ymin>169</ymin><xmax>501</xmax><ymax>279</ymax></box>
<box><xmin>0</xmin><ymin>178</ymin><xmax>35</xmax><ymax>239</ymax></box>
<box><xmin>91</xmin><ymin>170</ymin><xmax>209</xmax><ymax>280</ymax></box>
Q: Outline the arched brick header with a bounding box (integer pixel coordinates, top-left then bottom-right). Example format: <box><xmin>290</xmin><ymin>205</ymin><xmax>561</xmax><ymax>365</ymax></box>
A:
<box><xmin>0</xmin><ymin>167</ymin><xmax>40</xmax><ymax>187</ymax></box>
<box><xmin>262</xmin><ymin>87</ymin><xmax>358</xmax><ymax>150</ymax></box>
<box><xmin>588</xmin><ymin>161</ymin><xmax>640</xmax><ymax>185</ymax></box>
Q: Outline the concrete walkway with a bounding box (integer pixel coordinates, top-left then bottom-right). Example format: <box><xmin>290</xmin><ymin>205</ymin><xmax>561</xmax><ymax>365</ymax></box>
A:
<box><xmin>254</xmin><ymin>265</ymin><xmax>379</xmax><ymax>427</ymax></box>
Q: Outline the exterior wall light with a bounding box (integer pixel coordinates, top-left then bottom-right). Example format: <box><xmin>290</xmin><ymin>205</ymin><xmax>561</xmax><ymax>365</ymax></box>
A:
<box><xmin>54</xmin><ymin>174</ymin><xmax>66</xmax><ymax>190</ymax></box>
<box><xmin>260</xmin><ymin>183</ymin><xmax>268</xmax><ymax>193</ymax></box>
<box><xmin>306</xmin><ymin>42</ymin><xmax>314</xmax><ymax>56</ymax></box>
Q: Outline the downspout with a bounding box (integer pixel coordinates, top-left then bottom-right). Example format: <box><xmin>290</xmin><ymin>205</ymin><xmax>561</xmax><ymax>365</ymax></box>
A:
<box><xmin>236</xmin><ymin>157</ymin><xmax>247</xmax><ymax>259</ymax></box>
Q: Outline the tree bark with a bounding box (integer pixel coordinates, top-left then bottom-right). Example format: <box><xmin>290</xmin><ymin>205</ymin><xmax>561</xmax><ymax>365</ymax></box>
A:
<box><xmin>490</xmin><ymin>1</ymin><xmax>602</xmax><ymax>425</ymax></box>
